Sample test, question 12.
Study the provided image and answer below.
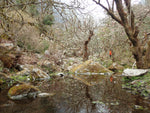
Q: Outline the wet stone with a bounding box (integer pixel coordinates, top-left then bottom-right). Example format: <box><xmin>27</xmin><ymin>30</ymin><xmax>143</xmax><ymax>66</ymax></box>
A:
<box><xmin>8</xmin><ymin>83</ymin><xmax>40</xmax><ymax>100</ymax></box>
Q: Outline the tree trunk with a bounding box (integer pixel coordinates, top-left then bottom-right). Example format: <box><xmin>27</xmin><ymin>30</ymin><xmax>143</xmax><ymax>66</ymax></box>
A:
<box><xmin>145</xmin><ymin>41</ymin><xmax>150</xmax><ymax>68</ymax></box>
<box><xmin>132</xmin><ymin>45</ymin><xmax>144</xmax><ymax>68</ymax></box>
<box><xmin>115</xmin><ymin>0</ymin><xmax>150</xmax><ymax>69</ymax></box>
<box><xmin>131</xmin><ymin>37</ymin><xmax>150</xmax><ymax>69</ymax></box>
<box><xmin>83</xmin><ymin>30</ymin><xmax>94</xmax><ymax>61</ymax></box>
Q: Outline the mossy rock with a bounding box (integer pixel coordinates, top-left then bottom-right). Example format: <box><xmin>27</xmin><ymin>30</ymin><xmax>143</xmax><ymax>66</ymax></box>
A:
<box><xmin>0</xmin><ymin>72</ymin><xmax>14</xmax><ymax>89</ymax></box>
<box><xmin>0</xmin><ymin>72</ymin><xmax>11</xmax><ymax>82</ymax></box>
<box><xmin>15</xmin><ymin>66</ymin><xmax>50</xmax><ymax>81</ymax></box>
<box><xmin>11</xmin><ymin>75</ymin><xmax>30</xmax><ymax>82</ymax></box>
<box><xmin>70</xmin><ymin>60</ymin><xmax>113</xmax><ymax>74</ymax></box>
<box><xmin>8</xmin><ymin>84</ymin><xmax>40</xmax><ymax>100</ymax></box>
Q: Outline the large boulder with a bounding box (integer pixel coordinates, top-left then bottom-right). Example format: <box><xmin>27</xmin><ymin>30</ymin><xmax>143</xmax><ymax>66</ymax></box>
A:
<box><xmin>70</xmin><ymin>60</ymin><xmax>113</xmax><ymax>75</ymax></box>
<box><xmin>122</xmin><ymin>68</ymin><xmax>149</xmax><ymax>76</ymax></box>
<box><xmin>14</xmin><ymin>65</ymin><xmax>50</xmax><ymax>81</ymax></box>
<box><xmin>8</xmin><ymin>83</ymin><xmax>40</xmax><ymax>100</ymax></box>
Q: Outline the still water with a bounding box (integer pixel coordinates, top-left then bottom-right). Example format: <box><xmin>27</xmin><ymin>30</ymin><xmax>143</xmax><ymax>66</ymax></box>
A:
<box><xmin>0</xmin><ymin>74</ymin><xmax>150</xmax><ymax>113</ymax></box>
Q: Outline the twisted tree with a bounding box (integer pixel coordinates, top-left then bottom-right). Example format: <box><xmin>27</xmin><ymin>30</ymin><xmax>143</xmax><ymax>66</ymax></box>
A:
<box><xmin>93</xmin><ymin>0</ymin><xmax>150</xmax><ymax>68</ymax></box>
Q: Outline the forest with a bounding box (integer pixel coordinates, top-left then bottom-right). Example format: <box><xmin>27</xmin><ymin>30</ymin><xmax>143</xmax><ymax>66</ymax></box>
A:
<box><xmin>0</xmin><ymin>0</ymin><xmax>150</xmax><ymax>113</ymax></box>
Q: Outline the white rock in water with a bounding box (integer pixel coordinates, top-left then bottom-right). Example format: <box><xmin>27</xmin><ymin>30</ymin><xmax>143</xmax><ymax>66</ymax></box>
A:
<box><xmin>122</xmin><ymin>68</ymin><xmax>148</xmax><ymax>76</ymax></box>
<box><xmin>37</xmin><ymin>93</ymin><xmax>53</xmax><ymax>98</ymax></box>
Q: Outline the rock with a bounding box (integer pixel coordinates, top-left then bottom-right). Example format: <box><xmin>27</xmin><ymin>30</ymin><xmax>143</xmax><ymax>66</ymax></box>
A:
<box><xmin>0</xmin><ymin>34</ymin><xmax>14</xmax><ymax>50</ymax></box>
<box><xmin>108</xmin><ymin>63</ymin><xmax>124</xmax><ymax>72</ymax></box>
<box><xmin>122</xmin><ymin>68</ymin><xmax>148</xmax><ymax>76</ymax></box>
<box><xmin>31</xmin><ymin>68</ymin><xmax>50</xmax><ymax>80</ymax></box>
<box><xmin>0</xmin><ymin>42</ymin><xmax>14</xmax><ymax>50</ymax></box>
<box><xmin>0</xmin><ymin>46</ymin><xmax>21</xmax><ymax>68</ymax></box>
<box><xmin>0</xmin><ymin>72</ymin><xmax>11</xmax><ymax>85</ymax></box>
<box><xmin>0</xmin><ymin>47</ymin><xmax>15</xmax><ymax>68</ymax></box>
<box><xmin>8</xmin><ymin>84</ymin><xmax>40</xmax><ymax>100</ymax></box>
<box><xmin>70</xmin><ymin>60</ymin><xmax>113</xmax><ymax>75</ymax></box>
<box><xmin>15</xmin><ymin>65</ymin><xmax>50</xmax><ymax>81</ymax></box>
<box><xmin>0</xmin><ymin>34</ymin><xmax>21</xmax><ymax>68</ymax></box>
<box><xmin>37</xmin><ymin>93</ymin><xmax>55</xmax><ymax>98</ymax></box>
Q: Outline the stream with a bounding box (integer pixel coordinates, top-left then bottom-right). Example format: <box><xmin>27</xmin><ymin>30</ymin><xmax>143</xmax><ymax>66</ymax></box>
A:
<box><xmin>0</xmin><ymin>74</ymin><xmax>150</xmax><ymax>113</ymax></box>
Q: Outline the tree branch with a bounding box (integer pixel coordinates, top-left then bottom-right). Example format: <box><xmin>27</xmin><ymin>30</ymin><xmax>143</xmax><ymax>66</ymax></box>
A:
<box><xmin>115</xmin><ymin>0</ymin><xmax>128</xmax><ymax>25</ymax></box>
<box><xmin>93</xmin><ymin>0</ymin><xmax>123</xmax><ymax>25</ymax></box>
<box><xmin>124</xmin><ymin>0</ymin><xmax>131</xmax><ymax>13</ymax></box>
<box><xmin>112</xmin><ymin>0</ymin><xmax>115</xmax><ymax>12</ymax></box>
<box><xmin>0</xmin><ymin>1</ymin><xmax>73</xmax><ymax>9</ymax></box>
<box><xmin>138</xmin><ymin>9</ymin><xmax>150</xmax><ymax>26</ymax></box>
<box><xmin>106</xmin><ymin>0</ymin><xmax>111</xmax><ymax>9</ymax></box>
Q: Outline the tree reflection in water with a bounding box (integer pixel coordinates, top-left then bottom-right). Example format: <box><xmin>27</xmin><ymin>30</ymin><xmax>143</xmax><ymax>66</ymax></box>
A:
<box><xmin>41</xmin><ymin>76</ymin><xmax>135</xmax><ymax>113</ymax></box>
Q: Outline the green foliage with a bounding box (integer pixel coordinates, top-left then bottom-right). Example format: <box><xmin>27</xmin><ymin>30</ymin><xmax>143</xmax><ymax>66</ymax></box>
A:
<box><xmin>37</xmin><ymin>23</ymin><xmax>48</xmax><ymax>34</ymax></box>
<box><xmin>35</xmin><ymin>40</ymin><xmax>49</xmax><ymax>54</ymax></box>
<box><xmin>122</xmin><ymin>72</ymin><xmax>150</xmax><ymax>83</ymax></box>
<box><xmin>0</xmin><ymin>67</ymin><xmax>2</xmax><ymax>72</ymax></box>
<box><xmin>42</xmin><ymin>15</ymin><xmax>54</xmax><ymax>26</ymax></box>
<box><xmin>11</xmin><ymin>75</ymin><xmax>29</xmax><ymax>82</ymax></box>
<box><xmin>42</xmin><ymin>40</ymin><xmax>49</xmax><ymax>52</ymax></box>
<box><xmin>29</xmin><ymin>5</ymin><xmax>39</xmax><ymax>16</ymax></box>
<box><xmin>17</xmin><ymin>36</ymin><xmax>49</xmax><ymax>54</ymax></box>
<box><xmin>15</xmin><ymin>0</ymin><xmax>24</xmax><ymax>9</ymax></box>
<box><xmin>122</xmin><ymin>72</ymin><xmax>150</xmax><ymax>97</ymax></box>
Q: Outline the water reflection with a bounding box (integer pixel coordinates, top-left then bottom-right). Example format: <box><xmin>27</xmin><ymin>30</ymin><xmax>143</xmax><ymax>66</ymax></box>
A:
<box><xmin>0</xmin><ymin>75</ymin><xmax>150</xmax><ymax>113</ymax></box>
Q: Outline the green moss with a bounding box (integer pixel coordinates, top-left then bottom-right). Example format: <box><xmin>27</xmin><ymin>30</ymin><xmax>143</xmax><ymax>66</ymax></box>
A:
<box><xmin>102</xmin><ymin>60</ymin><xmax>113</xmax><ymax>67</ymax></box>
<box><xmin>0</xmin><ymin>67</ymin><xmax>3</xmax><ymax>72</ymax></box>
<box><xmin>122</xmin><ymin>72</ymin><xmax>150</xmax><ymax>97</ymax></box>
<box><xmin>8</xmin><ymin>84</ymin><xmax>39</xmax><ymax>96</ymax></box>
<box><xmin>0</xmin><ymin>79</ymin><xmax>4</xmax><ymax>84</ymax></box>
<box><xmin>11</xmin><ymin>75</ymin><xmax>29</xmax><ymax>82</ymax></box>
<box><xmin>122</xmin><ymin>72</ymin><xmax>150</xmax><ymax>83</ymax></box>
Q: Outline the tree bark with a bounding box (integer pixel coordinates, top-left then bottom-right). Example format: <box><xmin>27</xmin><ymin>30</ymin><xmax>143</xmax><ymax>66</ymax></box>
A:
<box><xmin>83</xmin><ymin>30</ymin><xmax>94</xmax><ymax>61</ymax></box>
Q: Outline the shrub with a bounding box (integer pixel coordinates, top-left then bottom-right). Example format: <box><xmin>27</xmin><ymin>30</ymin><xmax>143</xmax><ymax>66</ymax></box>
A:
<box><xmin>42</xmin><ymin>15</ymin><xmax>54</xmax><ymax>26</ymax></box>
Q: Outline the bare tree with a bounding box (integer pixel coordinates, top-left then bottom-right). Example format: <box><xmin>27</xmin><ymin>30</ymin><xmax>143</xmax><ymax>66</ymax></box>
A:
<box><xmin>83</xmin><ymin>30</ymin><xmax>94</xmax><ymax>61</ymax></box>
<box><xmin>92</xmin><ymin>0</ymin><xmax>150</xmax><ymax>68</ymax></box>
<box><xmin>76</xmin><ymin>16</ymin><xmax>95</xmax><ymax>61</ymax></box>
